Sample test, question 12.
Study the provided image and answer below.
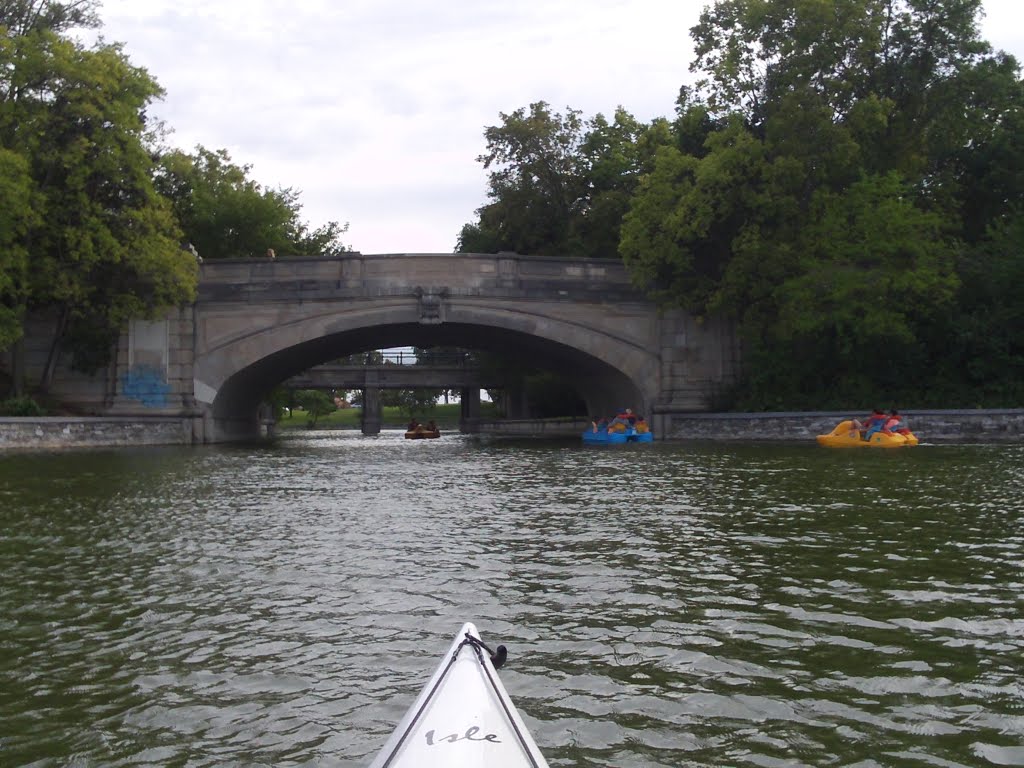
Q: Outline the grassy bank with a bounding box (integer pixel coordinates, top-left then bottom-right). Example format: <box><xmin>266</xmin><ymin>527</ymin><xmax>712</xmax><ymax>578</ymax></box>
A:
<box><xmin>277</xmin><ymin>402</ymin><xmax>500</xmax><ymax>430</ymax></box>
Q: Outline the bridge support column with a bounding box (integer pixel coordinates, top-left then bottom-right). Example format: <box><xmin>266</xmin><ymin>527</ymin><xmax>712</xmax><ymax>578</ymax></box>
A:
<box><xmin>459</xmin><ymin>387</ymin><xmax>481</xmax><ymax>434</ymax></box>
<box><xmin>504</xmin><ymin>385</ymin><xmax>530</xmax><ymax>419</ymax></box>
<box><xmin>192</xmin><ymin>407</ymin><xmax>211</xmax><ymax>444</ymax></box>
<box><xmin>360</xmin><ymin>370</ymin><xmax>382</xmax><ymax>435</ymax></box>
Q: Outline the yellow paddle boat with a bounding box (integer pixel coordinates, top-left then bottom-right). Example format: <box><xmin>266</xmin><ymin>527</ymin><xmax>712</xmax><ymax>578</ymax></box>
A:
<box><xmin>817</xmin><ymin>420</ymin><xmax>918</xmax><ymax>448</ymax></box>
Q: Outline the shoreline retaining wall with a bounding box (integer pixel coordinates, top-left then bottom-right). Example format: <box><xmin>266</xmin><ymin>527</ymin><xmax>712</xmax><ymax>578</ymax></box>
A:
<box><xmin>0</xmin><ymin>416</ymin><xmax>194</xmax><ymax>451</ymax></box>
<box><xmin>662</xmin><ymin>410</ymin><xmax>1024</xmax><ymax>442</ymax></box>
<box><xmin>481</xmin><ymin>410</ymin><xmax>1024</xmax><ymax>442</ymax></box>
<box><xmin>1</xmin><ymin>410</ymin><xmax>1022</xmax><ymax>451</ymax></box>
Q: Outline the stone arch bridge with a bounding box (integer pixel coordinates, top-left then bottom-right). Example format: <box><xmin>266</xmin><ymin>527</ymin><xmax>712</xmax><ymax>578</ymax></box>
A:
<box><xmin>13</xmin><ymin>253</ymin><xmax>740</xmax><ymax>442</ymax></box>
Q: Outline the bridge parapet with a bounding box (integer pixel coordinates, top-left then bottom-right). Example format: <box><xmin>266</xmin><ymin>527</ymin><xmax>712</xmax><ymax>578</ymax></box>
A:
<box><xmin>198</xmin><ymin>252</ymin><xmax>645</xmax><ymax>302</ymax></box>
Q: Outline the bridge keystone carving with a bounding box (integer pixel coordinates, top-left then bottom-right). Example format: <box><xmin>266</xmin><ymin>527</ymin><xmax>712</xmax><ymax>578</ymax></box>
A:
<box><xmin>414</xmin><ymin>286</ymin><xmax>449</xmax><ymax>325</ymax></box>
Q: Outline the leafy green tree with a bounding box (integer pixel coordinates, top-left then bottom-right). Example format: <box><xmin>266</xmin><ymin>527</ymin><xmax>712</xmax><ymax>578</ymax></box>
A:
<box><xmin>933</xmin><ymin>52</ymin><xmax>1024</xmax><ymax>243</ymax></box>
<box><xmin>688</xmin><ymin>0</ymin><xmax>1017</xmax><ymax>230</ymax></box>
<box><xmin>0</xmin><ymin>147</ymin><xmax>34</xmax><ymax>348</ymax></box>
<box><xmin>1</xmin><ymin>5</ymin><xmax>198</xmax><ymax>384</ymax></box>
<box><xmin>937</xmin><ymin>211</ymin><xmax>1024</xmax><ymax>405</ymax></box>
<box><xmin>153</xmin><ymin>146</ymin><xmax>349</xmax><ymax>260</ymax></box>
<box><xmin>621</xmin><ymin>0</ymin><xmax>1024</xmax><ymax>408</ymax></box>
<box><xmin>458</xmin><ymin>102</ymin><xmax>674</xmax><ymax>259</ymax></box>
<box><xmin>294</xmin><ymin>389</ymin><xmax>335</xmax><ymax>428</ymax></box>
<box><xmin>738</xmin><ymin>173</ymin><xmax>959</xmax><ymax>408</ymax></box>
<box><xmin>573</xmin><ymin>109</ymin><xmax>668</xmax><ymax>259</ymax></box>
<box><xmin>393</xmin><ymin>388</ymin><xmax>438</xmax><ymax>420</ymax></box>
<box><xmin>458</xmin><ymin>102</ymin><xmax>587</xmax><ymax>255</ymax></box>
<box><xmin>690</xmin><ymin>0</ymin><xmax>988</xmax><ymax>124</ymax></box>
<box><xmin>0</xmin><ymin>0</ymin><xmax>99</xmax><ymax>38</ymax></box>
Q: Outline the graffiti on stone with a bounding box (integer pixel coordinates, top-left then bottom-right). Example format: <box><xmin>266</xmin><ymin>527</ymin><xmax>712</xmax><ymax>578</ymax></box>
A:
<box><xmin>121</xmin><ymin>364</ymin><xmax>171</xmax><ymax>408</ymax></box>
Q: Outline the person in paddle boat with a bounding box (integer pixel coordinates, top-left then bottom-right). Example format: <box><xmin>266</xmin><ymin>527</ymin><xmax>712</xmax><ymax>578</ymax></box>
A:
<box><xmin>848</xmin><ymin>409</ymin><xmax>884</xmax><ymax>439</ymax></box>
<box><xmin>863</xmin><ymin>408</ymin><xmax>888</xmax><ymax>440</ymax></box>
<box><xmin>407</xmin><ymin>418</ymin><xmax>420</xmax><ymax>432</ymax></box>
<box><xmin>609</xmin><ymin>408</ymin><xmax>632</xmax><ymax>433</ymax></box>
<box><xmin>634</xmin><ymin>416</ymin><xmax>650</xmax><ymax>434</ymax></box>
<box><xmin>427</xmin><ymin>419</ymin><xmax>438</xmax><ymax>434</ymax></box>
<box><xmin>886</xmin><ymin>409</ymin><xmax>911</xmax><ymax>435</ymax></box>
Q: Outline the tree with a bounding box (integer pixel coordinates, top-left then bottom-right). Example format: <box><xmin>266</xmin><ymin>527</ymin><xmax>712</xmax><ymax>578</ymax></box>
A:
<box><xmin>0</xmin><ymin>8</ymin><xmax>198</xmax><ymax>384</ymax></box>
<box><xmin>689</xmin><ymin>0</ymin><xmax>989</xmax><ymax>124</ymax></box>
<box><xmin>1</xmin><ymin>1</ymin><xmax>96</xmax><ymax>353</ymax></box>
<box><xmin>619</xmin><ymin>0</ymin><xmax>1024</xmax><ymax>408</ymax></box>
<box><xmin>573</xmin><ymin>108</ymin><xmax>667</xmax><ymax>259</ymax></box>
<box><xmin>458</xmin><ymin>102</ymin><xmax>587</xmax><ymax>255</ymax></box>
<box><xmin>0</xmin><ymin>147</ymin><xmax>34</xmax><ymax>349</ymax></box>
<box><xmin>687</xmin><ymin>0</ymin><xmax>1016</xmax><ymax>221</ymax></box>
<box><xmin>153</xmin><ymin>146</ymin><xmax>349</xmax><ymax>260</ymax></box>
<box><xmin>937</xmin><ymin>211</ymin><xmax>1024</xmax><ymax>405</ymax></box>
<box><xmin>745</xmin><ymin>173</ymin><xmax>959</xmax><ymax>407</ymax></box>
<box><xmin>393</xmin><ymin>388</ymin><xmax>438</xmax><ymax>420</ymax></box>
<box><xmin>621</xmin><ymin>117</ymin><xmax>779</xmax><ymax>315</ymax></box>
<box><xmin>0</xmin><ymin>0</ymin><xmax>99</xmax><ymax>38</ymax></box>
<box><xmin>293</xmin><ymin>389</ymin><xmax>335</xmax><ymax>428</ymax></box>
<box><xmin>457</xmin><ymin>102</ymin><xmax>674</xmax><ymax>259</ymax></box>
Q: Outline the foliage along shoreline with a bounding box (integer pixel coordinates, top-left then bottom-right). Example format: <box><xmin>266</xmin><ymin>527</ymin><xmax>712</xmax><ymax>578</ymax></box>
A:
<box><xmin>456</xmin><ymin>1</ymin><xmax>1024</xmax><ymax>411</ymax></box>
<box><xmin>3</xmin><ymin>1</ymin><xmax>1023</xmax><ymax>415</ymax></box>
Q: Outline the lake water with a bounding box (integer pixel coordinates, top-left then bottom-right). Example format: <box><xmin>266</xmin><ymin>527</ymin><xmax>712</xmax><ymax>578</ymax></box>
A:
<box><xmin>1</xmin><ymin>433</ymin><xmax>1022</xmax><ymax>767</ymax></box>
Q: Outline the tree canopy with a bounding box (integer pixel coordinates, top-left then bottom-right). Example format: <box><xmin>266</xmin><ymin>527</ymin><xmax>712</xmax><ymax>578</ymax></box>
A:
<box><xmin>457</xmin><ymin>102</ymin><xmax>672</xmax><ymax>259</ymax></box>
<box><xmin>154</xmin><ymin>146</ymin><xmax>349</xmax><ymax>260</ymax></box>
<box><xmin>0</xmin><ymin>1</ymin><xmax>350</xmax><ymax>391</ymax></box>
<box><xmin>461</xmin><ymin>0</ymin><xmax>1024</xmax><ymax>409</ymax></box>
<box><xmin>1</xmin><ymin>2</ymin><xmax>197</xmax><ymax>377</ymax></box>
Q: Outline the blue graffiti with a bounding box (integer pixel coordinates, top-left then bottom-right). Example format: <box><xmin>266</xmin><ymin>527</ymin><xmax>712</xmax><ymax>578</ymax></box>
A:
<box><xmin>121</xmin><ymin>364</ymin><xmax>171</xmax><ymax>408</ymax></box>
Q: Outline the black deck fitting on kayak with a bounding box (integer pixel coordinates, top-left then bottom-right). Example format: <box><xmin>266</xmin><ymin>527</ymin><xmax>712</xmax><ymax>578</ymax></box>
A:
<box><xmin>463</xmin><ymin>632</ymin><xmax>507</xmax><ymax>668</ymax></box>
<box><xmin>491</xmin><ymin>644</ymin><xmax>507</xmax><ymax>669</ymax></box>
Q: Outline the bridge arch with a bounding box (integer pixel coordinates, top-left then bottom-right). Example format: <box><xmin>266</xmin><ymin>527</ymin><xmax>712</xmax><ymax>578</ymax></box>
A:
<box><xmin>184</xmin><ymin>252</ymin><xmax>740</xmax><ymax>443</ymax></box>
<box><xmin>2</xmin><ymin>255</ymin><xmax>740</xmax><ymax>442</ymax></box>
<box><xmin>197</xmin><ymin>303</ymin><xmax>660</xmax><ymax>441</ymax></box>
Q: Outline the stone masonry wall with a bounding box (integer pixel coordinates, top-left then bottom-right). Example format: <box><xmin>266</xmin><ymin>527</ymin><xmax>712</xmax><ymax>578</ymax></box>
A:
<box><xmin>0</xmin><ymin>417</ymin><xmax>193</xmax><ymax>451</ymax></box>
<box><xmin>662</xmin><ymin>410</ymin><xmax>1024</xmax><ymax>442</ymax></box>
<box><xmin>2</xmin><ymin>410</ymin><xmax>1022</xmax><ymax>451</ymax></box>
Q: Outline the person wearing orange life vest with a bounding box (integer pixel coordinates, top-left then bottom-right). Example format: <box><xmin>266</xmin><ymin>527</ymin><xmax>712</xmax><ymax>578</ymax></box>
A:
<box><xmin>608</xmin><ymin>409</ymin><xmax>630</xmax><ymax>432</ymax></box>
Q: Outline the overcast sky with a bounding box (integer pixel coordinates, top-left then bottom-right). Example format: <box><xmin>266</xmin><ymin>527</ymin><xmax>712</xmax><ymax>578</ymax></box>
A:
<box><xmin>89</xmin><ymin>0</ymin><xmax>1024</xmax><ymax>256</ymax></box>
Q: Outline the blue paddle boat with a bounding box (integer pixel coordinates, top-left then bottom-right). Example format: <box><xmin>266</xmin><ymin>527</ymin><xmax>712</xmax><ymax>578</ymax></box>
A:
<box><xmin>582</xmin><ymin>425</ymin><xmax>653</xmax><ymax>444</ymax></box>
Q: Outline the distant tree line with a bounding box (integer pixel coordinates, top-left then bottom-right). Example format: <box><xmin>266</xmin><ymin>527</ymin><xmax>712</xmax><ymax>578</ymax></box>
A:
<box><xmin>459</xmin><ymin>0</ymin><xmax>1024</xmax><ymax>410</ymax></box>
<box><xmin>0</xmin><ymin>0</ymin><xmax>348</xmax><ymax>394</ymax></box>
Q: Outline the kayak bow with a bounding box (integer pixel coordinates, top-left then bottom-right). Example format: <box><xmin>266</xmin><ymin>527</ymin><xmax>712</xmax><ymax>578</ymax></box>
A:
<box><xmin>368</xmin><ymin>622</ymin><xmax>549</xmax><ymax>768</ymax></box>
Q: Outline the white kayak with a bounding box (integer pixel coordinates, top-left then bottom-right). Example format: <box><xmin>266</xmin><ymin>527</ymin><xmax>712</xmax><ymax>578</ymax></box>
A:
<box><xmin>367</xmin><ymin>622</ymin><xmax>550</xmax><ymax>768</ymax></box>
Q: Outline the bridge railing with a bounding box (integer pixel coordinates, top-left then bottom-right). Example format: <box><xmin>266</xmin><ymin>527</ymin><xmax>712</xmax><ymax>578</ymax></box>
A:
<box><xmin>337</xmin><ymin>351</ymin><xmax>472</xmax><ymax>366</ymax></box>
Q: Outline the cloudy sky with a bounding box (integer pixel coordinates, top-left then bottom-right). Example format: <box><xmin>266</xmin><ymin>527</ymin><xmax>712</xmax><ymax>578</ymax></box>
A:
<box><xmin>88</xmin><ymin>0</ymin><xmax>1024</xmax><ymax>256</ymax></box>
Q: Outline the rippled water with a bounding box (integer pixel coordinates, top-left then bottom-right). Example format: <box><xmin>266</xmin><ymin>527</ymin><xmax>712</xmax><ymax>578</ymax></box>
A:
<box><xmin>1</xmin><ymin>433</ymin><xmax>1022</xmax><ymax>767</ymax></box>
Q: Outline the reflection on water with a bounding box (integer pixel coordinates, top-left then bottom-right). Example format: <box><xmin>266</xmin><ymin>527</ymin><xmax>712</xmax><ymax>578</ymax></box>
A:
<box><xmin>1</xmin><ymin>434</ymin><xmax>1022</xmax><ymax>767</ymax></box>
